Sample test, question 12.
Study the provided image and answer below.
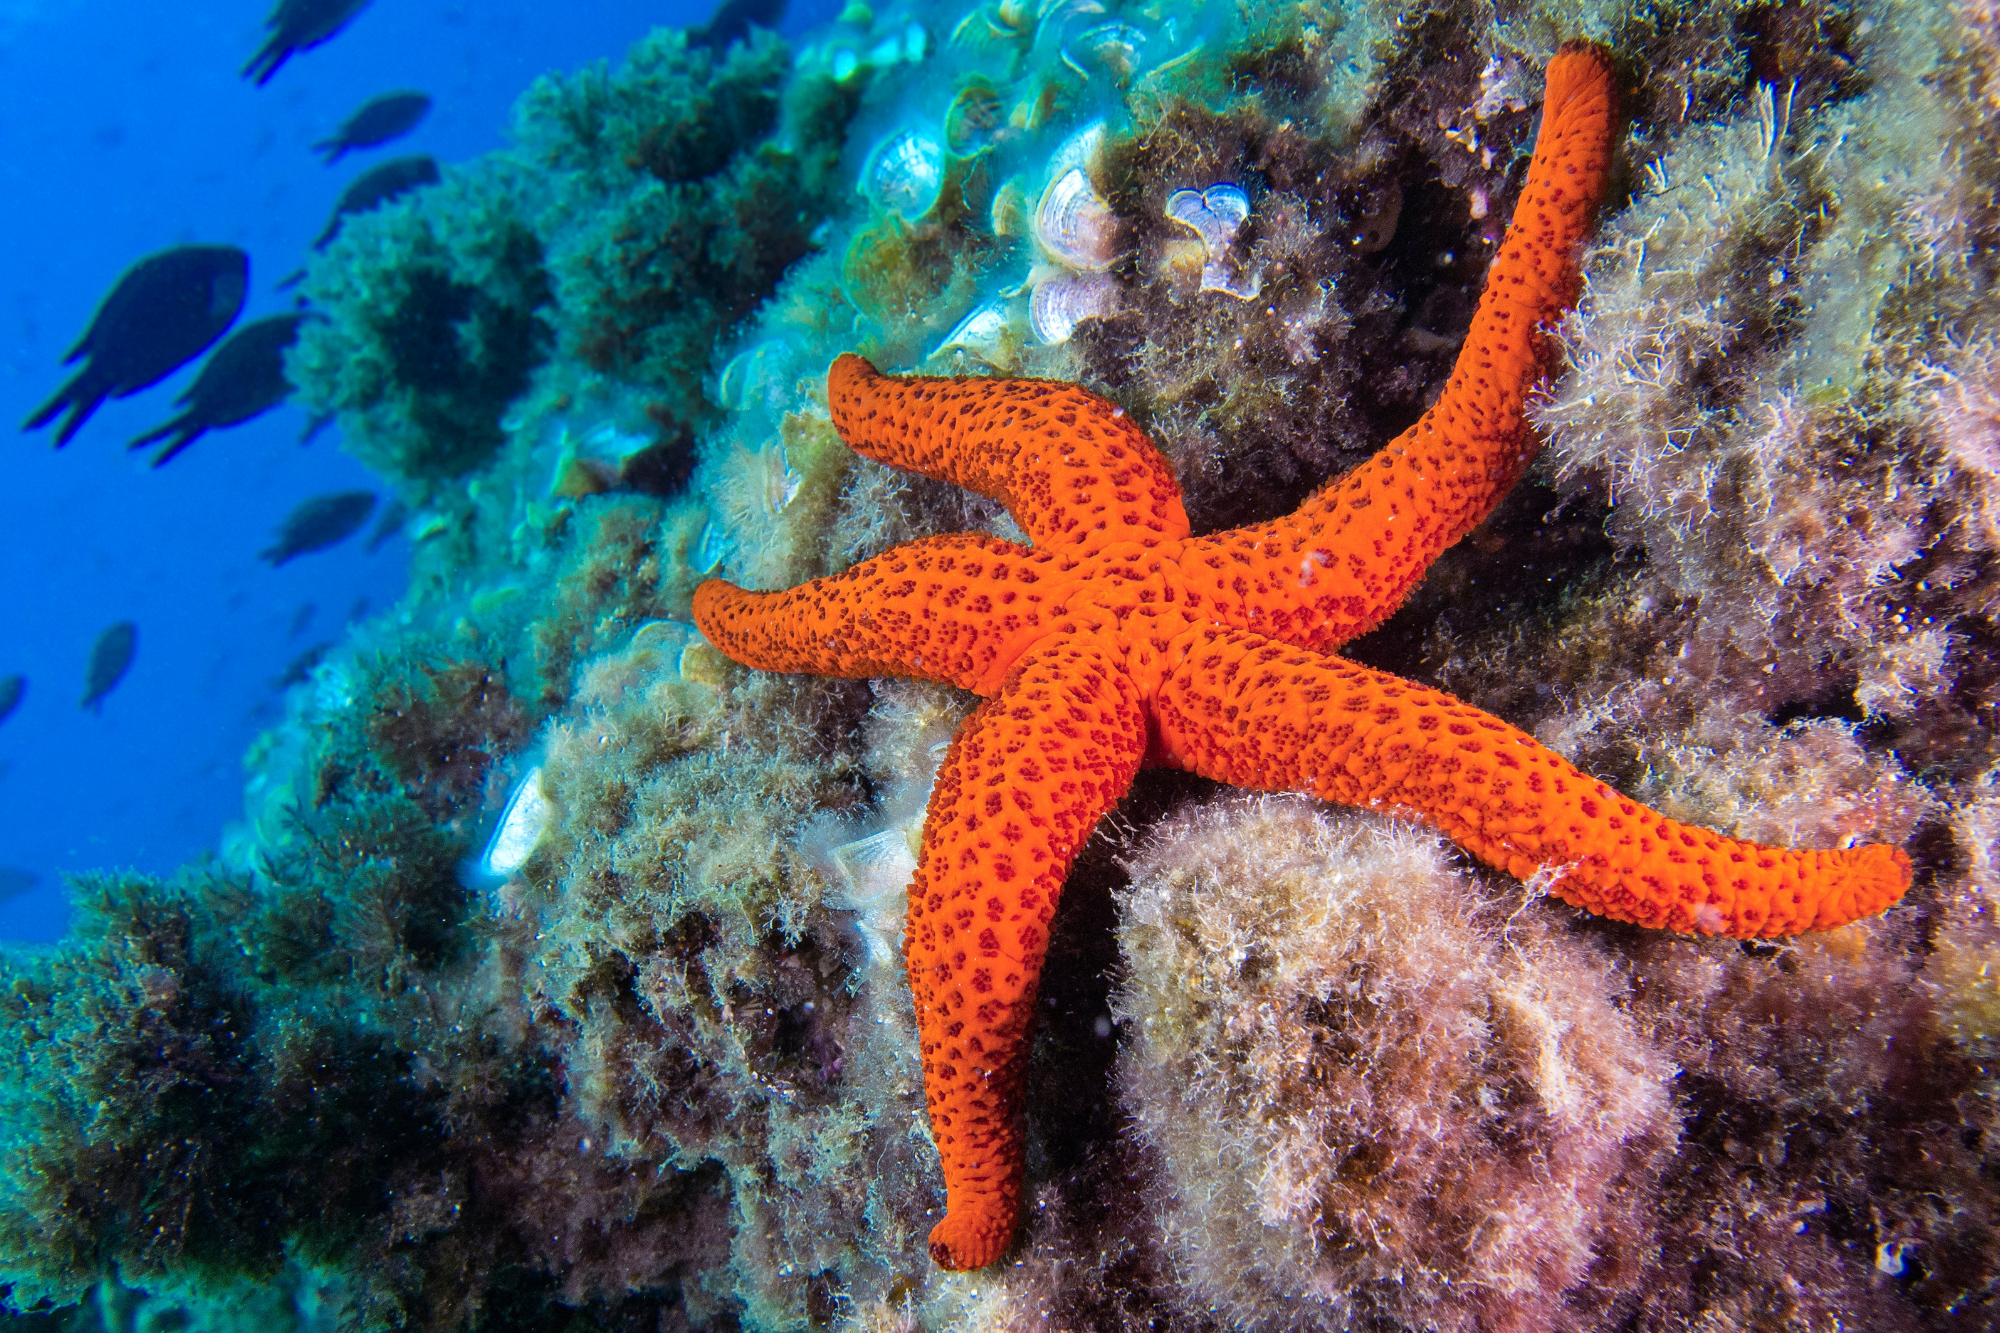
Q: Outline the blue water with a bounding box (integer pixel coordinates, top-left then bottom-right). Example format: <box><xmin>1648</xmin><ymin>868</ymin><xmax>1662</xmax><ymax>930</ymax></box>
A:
<box><xmin>0</xmin><ymin>0</ymin><xmax>828</xmax><ymax>942</ymax></box>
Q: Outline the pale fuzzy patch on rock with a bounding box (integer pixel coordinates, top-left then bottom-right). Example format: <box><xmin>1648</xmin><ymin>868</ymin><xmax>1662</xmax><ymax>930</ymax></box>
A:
<box><xmin>1112</xmin><ymin>796</ymin><xmax>1676</xmax><ymax>1333</ymax></box>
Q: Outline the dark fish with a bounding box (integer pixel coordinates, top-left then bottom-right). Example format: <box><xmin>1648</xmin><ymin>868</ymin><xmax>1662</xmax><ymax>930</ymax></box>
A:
<box><xmin>279</xmin><ymin>157</ymin><xmax>441</xmax><ymax>288</ymax></box>
<box><xmin>127</xmin><ymin>313</ymin><xmax>303</xmax><ymax>467</ymax></box>
<box><xmin>272</xmin><ymin>641</ymin><xmax>332</xmax><ymax>690</ymax></box>
<box><xmin>24</xmin><ymin>246</ymin><xmax>248</xmax><ymax>447</ymax></box>
<box><xmin>311</xmin><ymin>156</ymin><xmax>440</xmax><ymax>248</ymax></box>
<box><xmin>261</xmin><ymin>490</ymin><xmax>376</xmax><ymax>566</ymax></box>
<box><xmin>314</xmin><ymin>91</ymin><xmax>431</xmax><ymax>164</ymax></box>
<box><xmin>243</xmin><ymin>0</ymin><xmax>374</xmax><ymax>87</ymax></box>
<box><xmin>0</xmin><ymin>675</ymin><xmax>21</xmax><ymax>725</ymax></box>
<box><xmin>365</xmin><ymin>498</ymin><xmax>407</xmax><ymax>552</ymax></box>
<box><xmin>689</xmin><ymin>0</ymin><xmax>787</xmax><ymax>49</ymax></box>
<box><xmin>81</xmin><ymin>621</ymin><xmax>136</xmax><ymax>713</ymax></box>
<box><xmin>0</xmin><ymin>867</ymin><xmax>36</xmax><ymax>905</ymax></box>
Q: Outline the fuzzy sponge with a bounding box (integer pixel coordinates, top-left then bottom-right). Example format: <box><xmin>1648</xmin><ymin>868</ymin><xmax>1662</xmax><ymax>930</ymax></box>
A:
<box><xmin>1113</xmin><ymin>797</ymin><xmax>1677</xmax><ymax>1331</ymax></box>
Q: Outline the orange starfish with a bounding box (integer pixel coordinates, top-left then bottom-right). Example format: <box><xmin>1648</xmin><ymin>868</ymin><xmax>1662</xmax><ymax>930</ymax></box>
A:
<box><xmin>692</xmin><ymin>44</ymin><xmax>1911</xmax><ymax>1271</ymax></box>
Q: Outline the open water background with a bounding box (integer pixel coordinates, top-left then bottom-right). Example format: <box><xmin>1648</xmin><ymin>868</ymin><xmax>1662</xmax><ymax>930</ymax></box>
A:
<box><xmin>0</xmin><ymin>0</ymin><xmax>834</xmax><ymax>941</ymax></box>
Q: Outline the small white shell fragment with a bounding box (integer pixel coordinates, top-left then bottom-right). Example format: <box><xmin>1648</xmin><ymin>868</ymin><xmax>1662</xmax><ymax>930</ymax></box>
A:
<box><xmin>1166</xmin><ymin>183</ymin><xmax>1250</xmax><ymax>255</ymax></box>
<box><xmin>861</xmin><ymin>127</ymin><xmax>946</xmax><ymax>221</ymax></box>
<box><xmin>1199</xmin><ymin>259</ymin><xmax>1263</xmax><ymax>300</ymax></box>
<box><xmin>931</xmin><ymin>299</ymin><xmax>1013</xmax><ymax>362</ymax></box>
<box><xmin>1034</xmin><ymin>0</ymin><xmax>1107</xmax><ymax>50</ymax></box>
<box><xmin>827</xmin><ymin>828</ymin><xmax>918</xmax><ymax>969</ymax></box>
<box><xmin>479</xmin><ymin>767</ymin><xmax>551</xmax><ymax>881</ymax></box>
<box><xmin>627</xmin><ymin>619</ymin><xmax>695</xmax><ymax>657</ymax></box>
<box><xmin>1030</xmin><ymin>270</ymin><xmax>1120</xmax><ymax>344</ymax></box>
<box><xmin>694</xmin><ymin>521</ymin><xmax>733</xmax><ymax>575</ymax></box>
<box><xmin>761</xmin><ymin>444</ymin><xmax>804</xmax><ymax>514</ymax></box>
<box><xmin>577</xmin><ymin>421</ymin><xmax>651</xmax><ymax>463</ymax></box>
<box><xmin>1035</xmin><ymin>166</ymin><xmax>1121</xmax><ymax>270</ymax></box>
<box><xmin>1061</xmin><ymin>19</ymin><xmax>1146</xmax><ymax>81</ymax></box>
<box><xmin>715</xmin><ymin>339</ymin><xmax>793</xmax><ymax>411</ymax></box>
<box><xmin>1167</xmin><ymin>183</ymin><xmax>1263</xmax><ymax>299</ymax></box>
<box><xmin>828</xmin><ymin>828</ymin><xmax>918</xmax><ymax>907</ymax></box>
<box><xmin>1046</xmin><ymin>119</ymin><xmax>1105</xmax><ymax>179</ymax></box>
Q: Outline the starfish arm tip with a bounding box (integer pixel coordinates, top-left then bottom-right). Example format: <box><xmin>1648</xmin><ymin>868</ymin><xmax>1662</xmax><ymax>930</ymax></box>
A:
<box><xmin>927</xmin><ymin>1205</ymin><xmax>1015</xmax><ymax>1270</ymax></box>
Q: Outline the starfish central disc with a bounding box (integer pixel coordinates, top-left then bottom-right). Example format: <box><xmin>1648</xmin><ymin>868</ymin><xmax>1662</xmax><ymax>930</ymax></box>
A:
<box><xmin>691</xmin><ymin>43</ymin><xmax>1912</xmax><ymax>1272</ymax></box>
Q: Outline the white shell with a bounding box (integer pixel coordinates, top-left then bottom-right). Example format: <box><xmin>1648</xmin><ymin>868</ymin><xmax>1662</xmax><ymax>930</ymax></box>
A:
<box><xmin>627</xmin><ymin>619</ymin><xmax>695</xmax><ymax>657</ymax></box>
<box><xmin>826</xmin><ymin>828</ymin><xmax>916</xmax><ymax>969</ymax></box>
<box><xmin>1199</xmin><ymin>261</ymin><xmax>1263</xmax><ymax>300</ymax></box>
<box><xmin>861</xmin><ymin>128</ymin><xmax>945</xmax><ymax>221</ymax></box>
<box><xmin>1046</xmin><ymin>119</ymin><xmax>1105</xmax><ymax>181</ymax></box>
<box><xmin>1034</xmin><ymin>0</ymin><xmax>1107</xmax><ymax>49</ymax></box>
<box><xmin>715</xmin><ymin>339</ymin><xmax>792</xmax><ymax>411</ymax></box>
<box><xmin>1166</xmin><ymin>184</ymin><xmax>1250</xmax><ymax>256</ymax></box>
<box><xmin>694</xmin><ymin>521</ymin><xmax>732</xmax><ymax>575</ymax></box>
<box><xmin>477</xmin><ymin>767</ymin><xmax>551</xmax><ymax>881</ymax></box>
<box><xmin>761</xmin><ymin>444</ymin><xmax>804</xmax><ymax>514</ymax></box>
<box><xmin>573</xmin><ymin>420</ymin><xmax>650</xmax><ymax>463</ymax></box>
<box><xmin>827</xmin><ymin>828</ymin><xmax>917</xmax><ymax>908</ymax></box>
<box><xmin>1167</xmin><ymin>183</ymin><xmax>1262</xmax><ymax>300</ymax></box>
<box><xmin>1061</xmin><ymin>19</ymin><xmax>1146</xmax><ymax>81</ymax></box>
<box><xmin>1035</xmin><ymin>166</ymin><xmax>1120</xmax><ymax>271</ymax></box>
<box><xmin>1030</xmin><ymin>270</ymin><xmax>1119</xmax><ymax>344</ymax></box>
<box><xmin>931</xmin><ymin>299</ymin><xmax>1013</xmax><ymax>362</ymax></box>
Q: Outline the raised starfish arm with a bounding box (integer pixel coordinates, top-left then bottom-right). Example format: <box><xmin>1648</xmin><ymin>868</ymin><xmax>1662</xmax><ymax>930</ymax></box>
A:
<box><xmin>693</xmin><ymin>533</ymin><xmax>1068</xmax><ymax>695</ymax></box>
<box><xmin>827</xmin><ymin>353</ymin><xmax>1192</xmax><ymax>557</ymax></box>
<box><xmin>1153</xmin><ymin>627</ymin><xmax>1912</xmax><ymax>938</ymax></box>
<box><xmin>905</xmin><ymin>637</ymin><xmax>1147</xmax><ymax>1270</ymax></box>
<box><xmin>1184</xmin><ymin>42</ymin><xmax>1619</xmax><ymax>651</ymax></box>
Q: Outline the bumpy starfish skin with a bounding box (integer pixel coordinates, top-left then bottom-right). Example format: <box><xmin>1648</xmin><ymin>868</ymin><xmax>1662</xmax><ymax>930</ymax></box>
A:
<box><xmin>692</xmin><ymin>44</ymin><xmax>1912</xmax><ymax>1271</ymax></box>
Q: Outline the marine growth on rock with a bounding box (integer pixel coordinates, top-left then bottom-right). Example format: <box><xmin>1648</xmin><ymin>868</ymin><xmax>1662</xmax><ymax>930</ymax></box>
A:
<box><xmin>7</xmin><ymin>1</ymin><xmax>2000</xmax><ymax>1330</ymax></box>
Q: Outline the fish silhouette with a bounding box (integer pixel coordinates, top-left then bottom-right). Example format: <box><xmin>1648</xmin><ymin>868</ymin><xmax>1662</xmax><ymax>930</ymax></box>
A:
<box><xmin>314</xmin><ymin>91</ymin><xmax>431</xmax><ymax>164</ymax></box>
<box><xmin>24</xmin><ymin>246</ymin><xmax>248</xmax><ymax>447</ymax></box>
<box><xmin>81</xmin><ymin>621</ymin><xmax>136</xmax><ymax>714</ymax></box>
<box><xmin>261</xmin><ymin>491</ymin><xmax>376</xmax><ymax>566</ymax></box>
<box><xmin>0</xmin><ymin>867</ymin><xmax>36</xmax><ymax>905</ymax></box>
<box><xmin>273</xmin><ymin>641</ymin><xmax>333</xmax><ymax>690</ymax></box>
<box><xmin>243</xmin><ymin>0</ymin><xmax>374</xmax><ymax>86</ymax></box>
<box><xmin>0</xmin><ymin>675</ymin><xmax>21</xmax><ymax>726</ymax></box>
<box><xmin>280</xmin><ymin>157</ymin><xmax>440</xmax><ymax>287</ymax></box>
<box><xmin>128</xmin><ymin>313</ymin><xmax>304</xmax><ymax>467</ymax></box>
<box><xmin>690</xmin><ymin>0</ymin><xmax>787</xmax><ymax>50</ymax></box>
<box><xmin>311</xmin><ymin>156</ymin><xmax>440</xmax><ymax>248</ymax></box>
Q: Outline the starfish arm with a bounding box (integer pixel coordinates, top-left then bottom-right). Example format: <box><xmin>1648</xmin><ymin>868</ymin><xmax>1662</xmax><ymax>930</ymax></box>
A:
<box><xmin>1183</xmin><ymin>43</ymin><xmax>1619</xmax><ymax>650</ymax></box>
<box><xmin>692</xmin><ymin>533</ymin><xmax>1064</xmax><ymax>695</ymax></box>
<box><xmin>828</xmin><ymin>353</ymin><xmax>1192</xmax><ymax>557</ymax></box>
<box><xmin>905</xmin><ymin>637</ymin><xmax>1147</xmax><ymax>1269</ymax></box>
<box><xmin>1153</xmin><ymin>628</ymin><xmax>1912</xmax><ymax>938</ymax></box>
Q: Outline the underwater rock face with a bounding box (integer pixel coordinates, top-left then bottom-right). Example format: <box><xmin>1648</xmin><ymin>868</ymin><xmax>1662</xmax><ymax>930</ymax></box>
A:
<box><xmin>1116</xmin><ymin>799</ymin><xmax>1677</xmax><ymax>1331</ymax></box>
<box><xmin>10</xmin><ymin>0</ymin><xmax>2000</xmax><ymax>1329</ymax></box>
<box><xmin>292</xmin><ymin>28</ymin><xmax>853</xmax><ymax>498</ymax></box>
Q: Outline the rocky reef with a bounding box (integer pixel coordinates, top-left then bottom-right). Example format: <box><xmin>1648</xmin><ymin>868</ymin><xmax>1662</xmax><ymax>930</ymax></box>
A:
<box><xmin>4</xmin><ymin>0</ymin><xmax>2000</xmax><ymax>1329</ymax></box>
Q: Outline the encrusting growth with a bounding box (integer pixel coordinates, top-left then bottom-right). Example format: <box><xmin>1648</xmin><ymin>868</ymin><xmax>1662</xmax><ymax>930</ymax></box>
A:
<box><xmin>692</xmin><ymin>44</ymin><xmax>1912</xmax><ymax>1272</ymax></box>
